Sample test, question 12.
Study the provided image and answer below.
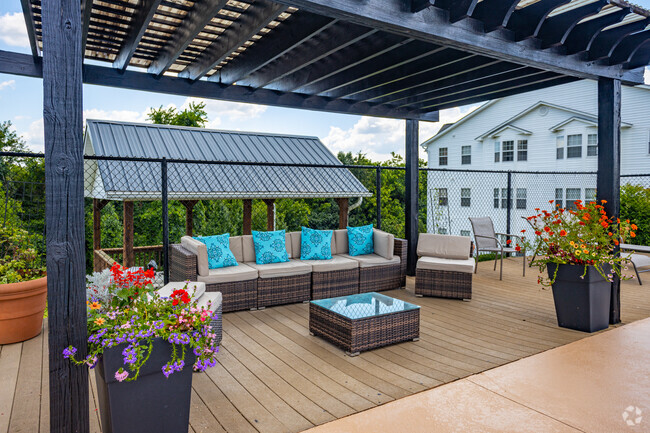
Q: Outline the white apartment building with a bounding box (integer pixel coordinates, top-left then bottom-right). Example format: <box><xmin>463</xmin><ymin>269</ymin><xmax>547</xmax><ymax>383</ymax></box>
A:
<box><xmin>421</xmin><ymin>80</ymin><xmax>650</xmax><ymax>238</ymax></box>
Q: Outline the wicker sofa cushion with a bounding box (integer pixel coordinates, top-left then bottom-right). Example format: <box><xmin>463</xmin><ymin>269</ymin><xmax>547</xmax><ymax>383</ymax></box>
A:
<box><xmin>243</xmin><ymin>233</ymin><xmax>292</xmax><ymax>262</ymax></box>
<box><xmin>196</xmin><ymin>291</ymin><xmax>222</xmax><ymax>312</ymax></box>
<box><xmin>229</xmin><ymin>236</ymin><xmax>244</xmax><ymax>262</ymax></box>
<box><xmin>417</xmin><ymin>233</ymin><xmax>471</xmax><ymax>260</ymax></box>
<box><xmin>290</xmin><ymin>230</ymin><xmax>336</xmax><ymax>259</ymax></box>
<box><xmin>246</xmin><ymin>259</ymin><xmax>312</xmax><ymax>279</ymax></box>
<box><xmin>181</xmin><ymin>236</ymin><xmax>209</xmax><ymax>276</ymax></box>
<box><xmin>196</xmin><ymin>263</ymin><xmax>258</xmax><ymax>284</ymax></box>
<box><xmin>157</xmin><ymin>281</ymin><xmax>206</xmax><ymax>300</ymax></box>
<box><xmin>416</xmin><ymin>256</ymin><xmax>475</xmax><ymax>274</ymax></box>
<box><xmin>300</xmin><ymin>255</ymin><xmax>358</xmax><ymax>272</ymax></box>
<box><xmin>341</xmin><ymin>253</ymin><xmax>400</xmax><ymax>268</ymax></box>
<box><xmin>373</xmin><ymin>229</ymin><xmax>394</xmax><ymax>260</ymax></box>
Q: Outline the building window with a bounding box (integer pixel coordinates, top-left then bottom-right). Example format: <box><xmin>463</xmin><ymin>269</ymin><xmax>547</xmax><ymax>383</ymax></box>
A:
<box><xmin>566</xmin><ymin>188</ymin><xmax>581</xmax><ymax>210</ymax></box>
<box><xmin>516</xmin><ymin>188</ymin><xmax>527</xmax><ymax>209</ymax></box>
<box><xmin>461</xmin><ymin>146</ymin><xmax>471</xmax><ymax>165</ymax></box>
<box><xmin>585</xmin><ymin>188</ymin><xmax>596</xmax><ymax>203</ymax></box>
<box><xmin>587</xmin><ymin>134</ymin><xmax>598</xmax><ymax>156</ymax></box>
<box><xmin>502</xmin><ymin>141</ymin><xmax>514</xmax><ymax>161</ymax></box>
<box><xmin>567</xmin><ymin>134</ymin><xmax>582</xmax><ymax>158</ymax></box>
<box><xmin>437</xmin><ymin>227</ymin><xmax>448</xmax><ymax>234</ymax></box>
<box><xmin>460</xmin><ymin>230</ymin><xmax>471</xmax><ymax>237</ymax></box>
<box><xmin>439</xmin><ymin>147</ymin><xmax>448</xmax><ymax>166</ymax></box>
<box><xmin>494</xmin><ymin>141</ymin><xmax>500</xmax><ymax>162</ymax></box>
<box><xmin>493</xmin><ymin>188</ymin><xmax>499</xmax><ymax>208</ymax></box>
<box><xmin>555</xmin><ymin>188</ymin><xmax>563</xmax><ymax>209</ymax></box>
<box><xmin>438</xmin><ymin>188</ymin><xmax>448</xmax><ymax>206</ymax></box>
<box><xmin>461</xmin><ymin>188</ymin><xmax>471</xmax><ymax>207</ymax></box>
<box><xmin>501</xmin><ymin>188</ymin><xmax>512</xmax><ymax>209</ymax></box>
<box><xmin>556</xmin><ymin>136</ymin><xmax>564</xmax><ymax>159</ymax></box>
<box><xmin>517</xmin><ymin>140</ymin><xmax>528</xmax><ymax>161</ymax></box>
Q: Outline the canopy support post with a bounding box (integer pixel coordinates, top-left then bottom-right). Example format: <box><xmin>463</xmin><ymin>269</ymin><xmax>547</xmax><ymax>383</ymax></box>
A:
<box><xmin>180</xmin><ymin>200</ymin><xmax>198</xmax><ymax>237</ymax></box>
<box><xmin>243</xmin><ymin>199</ymin><xmax>252</xmax><ymax>235</ymax></box>
<box><xmin>337</xmin><ymin>198</ymin><xmax>349</xmax><ymax>229</ymax></box>
<box><xmin>264</xmin><ymin>199</ymin><xmax>275</xmax><ymax>231</ymax></box>
<box><xmin>405</xmin><ymin>119</ymin><xmax>419</xmax><ymax>276</ymax></box>
<box><xmin>123</xmin><ymin>201</ymin><xmax>134</xmax><ymax>267</ymax></box>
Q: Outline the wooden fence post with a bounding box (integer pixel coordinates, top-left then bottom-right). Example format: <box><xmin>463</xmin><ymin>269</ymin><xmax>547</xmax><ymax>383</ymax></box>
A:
<box><xmin>337</xmin><ymin>198</ymin><xmax>349</xmax><ymax>229</ymax></box>
<box><xmin>243</xmin><ymin>199</ymin><xmax>252</xmax><ymax>235</ymax></box>
<box><xmin>180</xmin><ymin>200</ymin><xmax>198</xmax><ymax>237</ymax></box>
<box><xmin>264</xmin><ymin>199</ymin><xmax>275</xmax><ymax>231</ymax></box>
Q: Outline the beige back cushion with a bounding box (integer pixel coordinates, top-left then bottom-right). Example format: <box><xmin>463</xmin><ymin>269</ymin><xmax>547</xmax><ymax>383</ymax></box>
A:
<box><xmin>373</xmin><ymin>229</ymin><xmax>394</xmax><ymax>259</ymax></box>
<box><xmin>417</xmin><ymin>233</ymin><xmax>470</xmax><ymax>260</ymax></box>
<box><xmin>334</xmin><ymin>229</ymin><xmax>348</xmax><ymax>254</ymax></box>
<box><xmin>285</xmin><ymin>232</ymin><xmax>293</xmax><ymax>258</ymax></box>
<box><xmin>289</xmin><ymin>232</ymin><xmax>301</xmax><ymax>259</ymax></box>
<box><xmin>180</xmin><ymin>236</ymin><xmax>209</xmax><ymax>276</ymax></box>
<box><xmin>242</xmin><ymin>232</ymin><xmax>292</xmax><ymax>262</ymax></box>
<box><xmin>229</xmin><ymin>236</ymin><xmax>244</xmax><ymax>262</ymax></box>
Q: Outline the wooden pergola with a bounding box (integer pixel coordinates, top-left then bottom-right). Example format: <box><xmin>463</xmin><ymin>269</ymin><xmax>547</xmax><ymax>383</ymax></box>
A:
<box><xmin>1</xmin><ymin>0</ymin><xmax>649</xmax><ymax>431</ymax></box>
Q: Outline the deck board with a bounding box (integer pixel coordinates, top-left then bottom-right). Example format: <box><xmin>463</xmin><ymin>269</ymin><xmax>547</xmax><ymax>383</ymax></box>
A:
<box><xmin>3</xmin><ymin>257</ymin><xmax>650</xmax><ymax>433</ymax></box>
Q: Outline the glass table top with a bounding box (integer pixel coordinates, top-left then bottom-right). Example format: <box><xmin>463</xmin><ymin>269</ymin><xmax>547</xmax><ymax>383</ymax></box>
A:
<box><xmin>310</xmin><ymin>292</ymin><xmax>420</xmax><ymax>320</ymax></box>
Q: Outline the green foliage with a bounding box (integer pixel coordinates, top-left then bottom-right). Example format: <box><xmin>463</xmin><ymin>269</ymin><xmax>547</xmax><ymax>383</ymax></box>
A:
<box><xmin>0</xmin><ymin>225</ymin><xmax>46</xmax><ymax>284</ymax></box>
<box><xmin>147</xmin><ymin>102</ymin><xmax>208</xmax><ymax>128</ymax></box>
<box><xmin>620</xmin><ymin>184</ymin><xmax>650</xmax><ymax>246</ymax></box>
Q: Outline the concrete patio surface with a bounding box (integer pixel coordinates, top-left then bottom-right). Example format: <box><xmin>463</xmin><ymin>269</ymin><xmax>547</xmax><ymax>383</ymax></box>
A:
<box><xmin>306</xmin><ymin>317</ymin><xmax>650</xmax><ymax>433</ymax></box>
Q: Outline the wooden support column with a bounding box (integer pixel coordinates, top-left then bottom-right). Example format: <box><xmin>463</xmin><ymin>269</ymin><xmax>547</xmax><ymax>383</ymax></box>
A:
<box><xmin>597</xmin><ymin>77</ymin><xmax>622</xmax><ymax>325</ymax></box>
<box><xmin>42</xmin><ymin>0</ymin><xmax>89</xmax><ymax>430</ymax></box>
<box><xmin>243</xmin><ymin>199</ymin><xmax>252</xmax><ymax>235</ymax></box>
<box><xmin>405</xmin><ymin>119</ymin><xmax>419</xmax><ymax>276</ymax></box>
<box><xmin>264</xmin><ymin>199</ymin><xmax>275</xmax><ymax>231</ymax></box>
<box><xmin>179</xmin><ymin>200</ymin><xmax>198</xmax><ymax>236</ymax></box>
<box><xmin>337</xmin><ymin>198</ymin><xmax>349</xmax><ymax>229</ymax></box>
<box><xmin>123</xmin><ymin>201</ymin><xmax>135</xmax><ymax>268</ymax></box>
<box><xmin>93</xmin><ymin>199</ymin><xmax>109</xmax><ymax>272</ymax></box>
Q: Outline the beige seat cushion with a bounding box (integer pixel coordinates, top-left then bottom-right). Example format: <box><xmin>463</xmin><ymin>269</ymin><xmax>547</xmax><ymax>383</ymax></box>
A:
<box><xmin>417</xmin><ymin>233</ymin><xmax>471</xmax><ymax>260</ymax></box>
<box><xmin>246</xmin><ymin>259</ymin><xmax>312</xmax><ymax>279</ymax></box>
<box><xmin>291</xmin><ymin>230</ymin><xmax>336</xmax><ymax>259</ymax></box>
<box><xmin>373</xmin><ymin>229</ymin><xmax>394</xmax><ymax>260</ymax></box>
<box><xmin>196</xmin><ymin>263</ymin><xmax>258</xmax><ymax>285</ymax></box>
<box><xmin>157</xmin><ymin>281</ymin><xmax>206</xmax><ymax>300</ymax></box>
<box><xmin>416</xmin><ymin>256</ymin><xmax>475</xmax><ymax>274</ymax></box>
<box><xmin>301</xmin><ymin>255</ymin><xmax>358</xmax><ymax>272</ymax></box>
<box><xmin>341</xmin><ymin>253</ymin><xmax>400</xmax><ymax>269</ymax></box>
<box><xmin>181</xmin><ymin>236</ymin><xmax>209</xmax><ymax>276</ymax></box>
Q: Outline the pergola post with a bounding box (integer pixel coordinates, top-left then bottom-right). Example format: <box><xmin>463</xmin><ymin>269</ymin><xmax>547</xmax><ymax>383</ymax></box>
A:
<box><xmin>405</xmin><ymin>119</ymin><xmax>419</xmax><ymax>276</ymax></box>
<box><xmin>337</xmin><ymin>198</ymin><xmax>349</xmax><ymax>229</ymax></box>
<box><xmin>264</xmin><ymin>199</ymin><xmax>275</xmax><ymax>231</ymax></box>
<box><xmin>93</xmin><ymin>199</ymin><xmax>109</xmax><ymax>272</ymax></box>
<box><xmin>243</xmin><ymin>199</ymin><xmax>252</xmax><ymax>235</ymax></box>
<box><xmin>597</xmin><ymin>77</ymin><xmax>622</xmax><ymax>325</ymax></box>
<box><xmin>180</xmin><ymin>200</ymin><xmax>198</xmax><ymax>236</ymax></box>
<box><xmin>42</xmin><ymin>0</ymin><xmax>89</xmax><ymax>430</ymax></box>
<box><xmin>123</xmin><ymin>201</ymin><xmax>135</xmax><ymax>267</ymax></box>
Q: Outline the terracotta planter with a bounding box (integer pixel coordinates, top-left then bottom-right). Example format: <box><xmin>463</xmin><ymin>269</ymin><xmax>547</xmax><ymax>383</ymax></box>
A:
<box><xmin>0</xmin><ymin>276</ymin><xmax>47</xmax><ymax>344</ymax></box>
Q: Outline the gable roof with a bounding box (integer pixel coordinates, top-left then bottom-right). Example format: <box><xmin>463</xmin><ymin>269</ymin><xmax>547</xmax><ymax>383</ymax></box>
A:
<box><xmin>549</xmin><ymin>115</ymin><xmax>633</xmax><ymax>132</ymax></box>
<box><xmin>83</xmin><ymin>120</ymin><xmax>370</xmax><ymax>201</ymax></box>
<box><xmin>482</xmin><ymin>124</ymin><xmax>533</xmax><ymax>139</ymax></box>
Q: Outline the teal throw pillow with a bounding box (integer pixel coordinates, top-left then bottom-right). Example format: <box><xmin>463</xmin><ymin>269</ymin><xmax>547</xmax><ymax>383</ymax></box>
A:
<box><xmin>347</xmin><ymin>224</ymin><xmax>374</xmax><ymax>256</ymax></box>
<box><xmin>194</xmin><ymin>234</ymin><xmax>238</xmax><ymax>269</ymax></box>
<box><xmin>300</xmin><ymin>227</ymin><xmax>333</xmax><ymax>260</ymax></box>
<box><xmin>252</xmin><ymin>230</ymin><xmax>289</xmax><ymax>265</ymax></box>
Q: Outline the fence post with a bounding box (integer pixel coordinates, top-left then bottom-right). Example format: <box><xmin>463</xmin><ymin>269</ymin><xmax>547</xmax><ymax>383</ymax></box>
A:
<box><xmin>376</xmin><ymin>166</ymin><xmax>382</xmax><ymax>230</ymax></box>
<box><xmin>162</xmin><ymin>158</ymin><xmax>169</xmax><ymax>285</ymax></box>
<box><xmin>506</xmin><ymin>171</ymin><xmax>512</xmax><ymax>239</ymax></box>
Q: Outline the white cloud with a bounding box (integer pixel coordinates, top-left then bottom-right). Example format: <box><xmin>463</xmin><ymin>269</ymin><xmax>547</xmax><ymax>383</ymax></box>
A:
<box><xmin>0</xmin><ymin>13</ymin><xmax>30</xmax><ymax>48</ymax></box>
<box><xmin>21</xmin><ymin>118</ymin><xmax>44</xmax><ymax>152</ymax></box>
<box><xmin>320</xmin><ymin>105</ymin><xmax>479</xmax><ymax>162</ymax></box>
<box><xmin>0</xmin><ymin>80</ymin><xmax>15</xmax><ymax>91</ymax></box>
<box><xmin>83</xmin><ymin>108</ymin><xmax>149</xmax><ymax>124</ymax></box>
<box><xmin>181</xmin><ymin>97</ymin><xmax>267</xmax><ymax>129</ymax></box>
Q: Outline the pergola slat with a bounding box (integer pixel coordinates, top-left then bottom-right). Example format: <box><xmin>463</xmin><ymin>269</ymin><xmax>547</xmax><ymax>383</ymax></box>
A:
<box><xmin>626</xmin><ymin>40</ymin><xmax>650</xmax><ymax>69</ymax></box>
<box><xmin>147</xmin><ymin>0</ymin><xmax>229</xmax><ymax>76</ymax></box>
<box><xmin>609</xmin><ymin>29</ymin><xmax>650</xmax><ymax>65</ymax></box>
<box><xmin>113</xmin><ymin>0</ymin><xmax>163</xmax><ymax>70</ymax></box>
<box><xmin>20</xmin><ymin>0</ymin><xmax>40</xmax><ymax>57</ymax></box>
<box><xmin>447</xmin><ymin>0</ymin><xmax>479</xmax><ymax>24</ymax></box>
<box><xmin>563</xmin><ymin>8</ymin><xmax>630</xmax><ymax>55</ymax></box>
<box><xmin>588</xmin><ymin>18</ymin><xmax>650</xmax><ymax>60</ymax></box>
<box><xmin>179</xmin><ymin>0</ymin><xmax>289</xmax><ymax>81</ymax></box>
<box><xmin>408</xmin><ymin>0</ymin><xmax>432</xmax><ymax>14</ymax></box>
<box><xmin>537</xmin><ymin>0</ymin><xmax>607</xmax><ymax>49</ymax></box>
<box><xmin>507</xmin><ymin>0</ymin><xmax>571</xmax><ymax>41</ymax></box>
<box><xmin>81</xmin><ymin>0</ymin><xmax>94</xmax><ymax>56</ymax></box>
<box><xmin>471</xmin><ymin>0</ymin><xmax>519</xmax><ymax>33</ymax></box>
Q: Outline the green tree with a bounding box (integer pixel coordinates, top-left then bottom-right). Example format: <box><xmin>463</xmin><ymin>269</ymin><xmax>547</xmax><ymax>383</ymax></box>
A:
<box><xmin>620</xmin><ymin>184</ymin><xmax>650</xmax><ymax>246</ymax></box>
<box><xmin>147</xmin><ymin>101</ymin><xmax>208</xmax><ymax>128</ymax></box>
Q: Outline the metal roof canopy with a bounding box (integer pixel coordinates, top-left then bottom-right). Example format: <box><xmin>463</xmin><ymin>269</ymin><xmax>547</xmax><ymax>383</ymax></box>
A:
<box><xmin>5</xmin><ymin>0</ymin><xmax>649</xmax><ymax>122</ymax></box>
<box><xmin>83</xmin><ymin>119</ymin><xmax>371</xmax><ymax>200</ymax></box>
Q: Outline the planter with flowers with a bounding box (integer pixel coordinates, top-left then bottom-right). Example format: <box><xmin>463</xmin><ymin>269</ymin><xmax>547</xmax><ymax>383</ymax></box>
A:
<box><xmin>519</xmin><ymin>199</ymin><xmax>636</xmax><ymax>333</ymax></box>
<box><xmin>0</xmin><ymin>226</ymin><xmax>47</xmax><ymax>344</ymax></box>
<box><xmin>65</xmin><ymin>263</ymin><xmax>219</xmax><ymax>433</ymax></box>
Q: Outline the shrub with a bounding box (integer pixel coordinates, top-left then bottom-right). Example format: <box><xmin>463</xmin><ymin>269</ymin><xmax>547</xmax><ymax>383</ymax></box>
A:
<box><xmin>620</xmin><ymin>184</ymin><xmax>650</xmax><ymax>246</ymax></box>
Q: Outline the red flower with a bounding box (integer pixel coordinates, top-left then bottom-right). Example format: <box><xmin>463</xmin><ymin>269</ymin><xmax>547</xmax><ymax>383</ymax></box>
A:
<box><xmin>548</xmin><ymin>200</ymin><xmax>554</xmax><ymax>204</ymax></box>
<box><xmin>515</xmin><ymin>245</ymin><xmax>521</xmax><ymax>252</ymax></box>
<box><xmin>506</xmin><ymin>239</ymin><xmax>512</xmax><ymax>244</ymax></box>
<box><xmin>559</xmin><ymin>230</ymin><xmax>567</xmax><ymax>236</ymax></box>
<box><xmin>543</xmin><ymin>226</ymin><xmax>551</xmax><ymax>232</ymax></box>
<box><xmin>579</xmin><ymin>221</ymin><xmax>586</xmax><ymax>226</ymax></box>
<box><xmin>535</xmin><ymin>230</ymin><xmax>542</xmax><ymax>236</ymax></box>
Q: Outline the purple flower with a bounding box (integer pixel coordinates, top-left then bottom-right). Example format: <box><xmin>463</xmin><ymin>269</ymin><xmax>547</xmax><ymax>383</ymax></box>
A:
<box><xmin>62</xmin><ymin>346</ymin><xmax>77</xmax><ymax>359</ymax></box>
<box><xmin>153</xmin><ymin>321</ymin><xmax>165</xmax><ymax>330</ymax></box>
<box><xmin>115</xmin><ymin>368</ymin><xmax>129</xmax><ymax>382</ymax></box>
<box><xmin>162</xmin><ymin>364</ymin><xmax>174</xmax><ymax>378</ymax></box>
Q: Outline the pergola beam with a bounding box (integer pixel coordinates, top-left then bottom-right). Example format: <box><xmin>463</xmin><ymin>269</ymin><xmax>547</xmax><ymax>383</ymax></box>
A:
<box><xmin>113</xmin><ymin>0</ymin><xmax>164</xmax><ymax>70</ymax></box>
<box><xmin>471</xmin><ymin>0</ymin><xmax>519</xmax><ymax>33</ymax></box>
<box><xmin>537</xmin><ymin>0</ymin><xmax>607</xmax><ymax>49</ymax></box>
<box><xmin>588</xmin><ymin>18</ymin><xmax>650</xmax><ymax>61</ymax></box>
<box><xmin>563</xmin><ymin>8</ymin><xmax>630</xmax><ymax>55</ymax></box>
<box><xmin>507</xmin><ymin>0</ymin><xmax>570</xmax><ymax>41</ymax></box>
<box><xmin>609</xmin><ymin>30</ymin><xmax>650</xmax><ymax>65</ymax></box>
<box><xmin>19</xmin><ymin>0</ymin><xmax>39</xmax><ymax>58</ymax></box>
<box><xmin>179</xmin><ymin>1</ymin><xmax>289</xmax><ymax>81</ymax></box>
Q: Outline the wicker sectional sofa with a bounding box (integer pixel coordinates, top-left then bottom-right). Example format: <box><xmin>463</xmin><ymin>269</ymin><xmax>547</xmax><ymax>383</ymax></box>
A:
<box><xmin>169</xmin><ymin>229</ymin><xmax>407</xmax><ymax>312</ymax></box>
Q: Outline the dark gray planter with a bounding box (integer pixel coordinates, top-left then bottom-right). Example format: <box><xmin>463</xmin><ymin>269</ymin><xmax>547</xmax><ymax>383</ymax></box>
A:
<box><xmin>547</xmin><ymin>263</ymin><xmax>611</xmax><ymax>333</ymax></box>
<box><xmin>95</xmin><ymin>338</ymin><xmax>196</xmax><ymax>433</ymax></box>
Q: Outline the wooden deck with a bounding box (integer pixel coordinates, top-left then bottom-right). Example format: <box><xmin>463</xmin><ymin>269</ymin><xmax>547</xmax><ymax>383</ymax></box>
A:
<box><xmin>2</xmin><ymin>257</ymin><xmax>650</xmax><ymax>433</ymax></box>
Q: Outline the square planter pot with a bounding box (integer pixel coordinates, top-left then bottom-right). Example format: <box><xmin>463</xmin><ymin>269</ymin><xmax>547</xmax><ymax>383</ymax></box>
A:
<box><xmin>95</xmin><ymin>337</ymin><xmax>196</xmax><ymax>433</ymax></box>
<box><xmin>547</xmin><ymin>263</ymin><xmax>611</xmax><ymax>333</ymax></box>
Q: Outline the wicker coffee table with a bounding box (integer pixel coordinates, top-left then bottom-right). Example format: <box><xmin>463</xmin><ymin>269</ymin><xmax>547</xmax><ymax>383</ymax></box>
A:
<box><xmin>309</xmin><ymin>292</ymin><xmax>420</xmax><ymax>356</ymax></box>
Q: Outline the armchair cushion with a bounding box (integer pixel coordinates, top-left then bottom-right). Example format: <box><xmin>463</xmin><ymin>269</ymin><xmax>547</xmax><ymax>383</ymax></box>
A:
<box><xmin>194</xmin><ymin>234</ymin><xmax>238</xmax><ymax>269</ymax></box>
<box><xmin>196</xmin><ymin>263</ymin><xmax>258</xmax><ymax>284</ymax></box>
<box><xmin>373</xmin><ymin>229</ymin><xmax>394</xmax><ymax>260</ymax></box>
<box><xmin>417</xmin><ymin>233</ymin><xmax>470</xmax><ymax>260</ymax></box>
<box><xmin>246</xmin><ymin>259</ymin><xmax>312</xmax><ymax>279</ymax></box>
<box><xmin>181</xmin><ymin>236</ymin><xmax>209</xmax><ymax>276</ymax></box>
<box><xmin>416</xmin><ymin>256</ymin><xmax>475</xmax><ymax>274</ymax></box>
<box><xmin>300</xmin><ymin>227</ymin><xmax>334</xmax><ymax>260</ymax></box>
<box><xmin>301</xmin><ymin>255</ymin><xmax>358</xmax><ymax>272</ymax></box>
<box><xmin>342</xmin><ymin>253</ymin><xmax>400</xmax><ymax>268</ymax></box>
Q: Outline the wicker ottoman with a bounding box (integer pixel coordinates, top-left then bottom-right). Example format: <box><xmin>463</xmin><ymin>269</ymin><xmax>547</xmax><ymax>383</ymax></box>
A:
<box><xmin>196</xmin><ymin>292</ymin><xmax>223</xmax><ymax>346</ymax></box>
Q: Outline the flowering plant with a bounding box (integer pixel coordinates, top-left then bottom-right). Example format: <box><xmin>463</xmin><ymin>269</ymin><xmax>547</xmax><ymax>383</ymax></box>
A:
<box><xmin>64</xmin><ymin>282</ymin><xmax>219</xmax><ymax>382</ymax></box>
<box><xmin>86</xmin><ymin>263</ymin><xmax>157</xmax><ymax>308</ymax></box>
<box><xmin>520</xmin><ymin>199</ymin><xmax>637</xmax><ymax>287</ymax></box>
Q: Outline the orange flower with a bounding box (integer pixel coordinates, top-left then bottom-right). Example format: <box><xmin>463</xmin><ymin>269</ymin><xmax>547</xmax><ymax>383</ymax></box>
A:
<box><xmin>89</xmin><ymin>301</ymin><xmax>101</xmax><ymax>310</ymax></box>
<box><xmin>549</xmin><ymin>200</ymin><xmax>554</xmax><ymax>204</ymax></box>
<box><xmin>601</xmin><ymin>221</ymin><xmax>609</xmax><ymax>229</ymax></box>
<box><xmin>608</xmin><ymin>232</ymin><xmax>613</xmax><ymax>237</ymax></box>
<box><xmin>631</xmin><ymin>232</ymin><xmax>636</xmax><ymax>238</ymax></box>
<box><xmin>582</xmin><ymin>214</ymin><xmax>590</xmax><ymax>221</ymax></box>
<box><xmin>544</xmin><ymin>226</ymin><xmax>551</xmax><ymax>232</ymax></box>
<box><xmin>559</xmin><ymin>230</ymin><xmax>567</xmax><ymax>236</ymax></box>
<box><xmin>631</xmin><ymin>224</ymin><xmax>638</xmax><ymax>230</ymax></box>
<box><xmin>601</xmin><ymin>199</ymin><xmax>607</xmax><ymax>204</ymax></box>
<box><xmin>94</xmin><ymin>318</ymin><xmax>105</xmax><ymax>326</ymax></box>
<box><xmin>614</xmin><ymin>239</ymin><xmax>619</xmax><ymax>246</ymax></box>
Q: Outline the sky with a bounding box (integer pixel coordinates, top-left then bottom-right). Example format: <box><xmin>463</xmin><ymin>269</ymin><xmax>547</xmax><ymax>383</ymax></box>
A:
<box><xmin>1</xmin><ymin>1</ymin><xmax>649</xmax><ymax>160</ymax></box>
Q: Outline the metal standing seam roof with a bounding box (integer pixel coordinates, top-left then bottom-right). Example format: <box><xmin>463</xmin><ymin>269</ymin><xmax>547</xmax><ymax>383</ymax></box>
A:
<box><xmin>83</xmin><ymin>119</ymin><xmax>371</xmax><ymax>201</ymax></box>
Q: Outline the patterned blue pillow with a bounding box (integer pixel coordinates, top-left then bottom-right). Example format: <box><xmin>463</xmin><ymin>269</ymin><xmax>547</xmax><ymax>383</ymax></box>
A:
<box><xmin>252</xmin><ymin>230</ymin><xmax>289</xmax><ymax>265</ymax></box>
<box><xmin>347</xmin><ymin>224</ymin><xmax>374</xmax><ymax>256</ymax></box>
<box><xmin>194</xmin><ymin>234</ymin><xmax>238</xmax><ymax>269</ymax></box>
<box><xmin>300</xmin><ymin>227</ymin><xmax>333</xmax><ymax>260</ymax></box>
